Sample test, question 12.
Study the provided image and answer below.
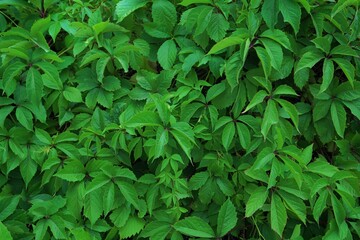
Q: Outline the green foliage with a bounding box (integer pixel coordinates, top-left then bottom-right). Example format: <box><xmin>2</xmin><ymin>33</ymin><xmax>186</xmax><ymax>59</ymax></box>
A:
<box><xmin>0</xmin><ymin>0</ymin><xmax>359</xmax><ymax>239</ymax></box>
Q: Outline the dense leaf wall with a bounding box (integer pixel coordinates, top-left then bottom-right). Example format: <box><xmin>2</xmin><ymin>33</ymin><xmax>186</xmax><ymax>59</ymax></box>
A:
<box><xmin>0</xmin><ymin>0</ymin><xmax>359</xmax><ymax>239</ymax></box>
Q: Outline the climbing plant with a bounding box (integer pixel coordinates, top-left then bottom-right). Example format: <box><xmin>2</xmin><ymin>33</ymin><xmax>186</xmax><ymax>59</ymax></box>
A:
<box><xmin>0</xmin><ymin>0</ymin><xmax>359</xmax><ymax>239</ymax></box>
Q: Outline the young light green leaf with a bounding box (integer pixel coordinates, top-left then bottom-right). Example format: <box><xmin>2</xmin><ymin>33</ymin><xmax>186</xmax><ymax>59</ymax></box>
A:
<box><xmin>217</xmin><ymin>199</ymin><xmax>237</xmax><ymax>237</ymax></box>
<box><xmin>174</xmin><ymin>216</ymin><xmax>215</xmax><ymax>238</ymax></box>
<box><xmin>271</xmin><ymin>193</ymin><xmax>287</xmax><ymax>237</ymax></box>
<box><xmin>157</xmin><ymin>39</ymin><xmax>177</xmax><ymax>70</ymax></box>
<box><xmin>330</xmin><ymin>101</ymin><xmax>346</xmax><ymax>138</ymax></box>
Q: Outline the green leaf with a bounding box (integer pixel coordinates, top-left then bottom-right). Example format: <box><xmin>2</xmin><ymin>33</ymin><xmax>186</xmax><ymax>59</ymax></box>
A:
<box><xmin>279</xmin><ymin>0</ymin><xmax>301</xmax><ymax>34</ymax></box>
<box><xmin>84</xmin><ymin>189</ymin><xmax>103</xmax><ymax>225</ymax></box>
<box><xmin>2</xmin><ymin>61</ymin><xmax>27</xmax><ymax>96</ymax></box>
<box><xmin>174</xmin><ymin>216</ymin><xmax>215</xmax><ymax>238</ymax></box>
<box><xmin>275</xmin><ymin>99</ymin><xmax>299</xmax><ymax>130</ymax></box>
<box><xmin>140</xmin><ymin>221</ymin><xmax>171</xmax><ymax>240</ymax></box>
<box><xmin>330</xmin><ymin>101</ymin><xmax>346</xmax><ymax>138</ymax></box>
<box><xmin>16</xmin><ymin>107</ymin><xmax>33</xmax><ymax>130</ymax></box>
<box><xmin>278</xmin><ymin>191</ymin><xmax>306</xmax><ymax>223</ymax></box>
<box><xmin>245</xmin><ymin>186</ymin><xmax>268</xmax><ymax>217</ymax></box>
<box><xmin>116</xmin><ymin>180</ymin><xmax>139</xmax><ymax>210</ymax></box>
<box><xmin>273</xmin><ymin>85</ymin><xmax>298</xmax><ymax>96</ymax></box>
<box><xmin>63</xmin><ymin>86</ymin><xmax>83</xmax><ymax>103</ymax></box>
<box><xmin>115</xmin><ymin>0</ymin><xmax>149</xmax><ymax>22</ymax></box>
<box><xmin>332</xmin><ymin>58</ymin><xmax>355</xmax><ymax>87</ymax></box>
<box><xmin>271</xmin><ymin>193</ymin><xmax>287</xmax><ymax>237</ymax></box>
<box><xmin>313</xmin><ymin>190</ymin><xmax>328</xmax><ymax>224</ymax></box>
<box><xmin>255</xmin><ymin>47</ymin><xmax>271</xmax><ymax>79</ymax></box>
<box><xmin>207</xmin><ymin>36</ymin><xmax>243</xmax><ymax>55</ymax></box>
<box><xmin>110</xmin><ymin>207</ymin><xmax>131</xmax><ymax>228</ymax></box>
<box><xmin>189</xmin><ymin>171</ymin><xmax>209</xmax><ymax>190</ymax></box>
<box><xmin>330</xmin><ymin>45</ymin><xmax>358</xmax><ymax>57</ymax></box>
<box><xmin>320</xmin><ymin>59</ymin><xmax>334</xmax><ymax>93</ymax></box>
<box><xmin>125</xmin><ymin>111</ymin><xmax>162</xmax><ymax>127</ymax></box>
<box><xmin>331</xmin><ymin>0</ymin><xmax>358</xmax><ymax>17</ymax></box>
<box><xmin>0</xmin><ymin>195</ymin><xmax>20</xmax><ymax>221</ymax></box>
<box><xmin>261</xmin><ymin>0</ymin><xmax>279</xmax><ymax>29</ymax></box>
<box><xmin>0</xmin><ymin>221</ymin><xmax>13</xmax><ymax>240</ymax></box>
<box><xmin>330</xmin><ymin>192</ymin><xmax>346</xmax><ymax>226</ymax></box>
<box><xmin>152</xmin><ymin>0</ymin><xmax>177</xmax><ymax>31</ymax></box>
<box><xmin>26</xmin><ymin>67</ymin><xmax>43</xmax><ymax>105</ymax></box>
<box><xmin>119</xmin><ymin>216</ymin><xmax>145</xmax><ymax>239</ymax></box>
<box><xmin>236</xmin><ymin>122</ymin><xmax>251</xmax><ymax>149</ymax></box>
<box><xmin>206</xmin><ymin>82</ymin><xmax>226</xmax><ymax>102</ymax></box>
<box><xmin>295</xmin><ymin>50</ymin><xmax>324</xmax><ymax>73</ymax></box>
<box><xmin>157</xmin><ymin>39</ymin><xmax>177</xmax><ymax>70</ymax></box>
<box><xmin>242</xmin><ymin>90</ymin><xmax>268</xmax><ymax>113</ymax></box>
<box><xmin>312</xmin><ymin>37</ymin><xmax>331</xmax><ymax>54</ymax></box>
<box><xmin>179</xmin><ymin>0</ymin><xmax>211</xmax><ymax>6</ymax></box>
<box><xmin>260</xmin><ymin>29</ymin><xmax>291</xmax><ymax>50</ymax></box>
<box><xmin>96</xmin><ymin>57</ymin><xmax>110</xmax><ymax>82</ymax></box>
<box><xmin>194</xmin><ymin>6</ymin><xmax>213</xmax><ymax>36</ymax></box>
<box><xmin>260</xmin><ymin>39</ymin><xmax>283</xmax><ymax>71</ymax></box>
<box><xmin>217</xmin><ymin>199</ymin><xmax>237</xmax><ymax>237</ymax></box>
<box><xmin>207</xmin><ymin>13</ymin><xmax>229</xmax><ymax>42</ymax></box>
<box><xmin>55</xmin><ymin>159</ymin><xmax>85</xmax><ymax>182</ymax></box>
<box><xmin>222</xmin><ymin>123</ymin><xmax>235</xmax><ymax>151</ymax></box>
<box><xmin>261</xmin><ymin>99</ymin><xmax>279</xmax><ymax>138</ymax></box>
<box><xmin>0</xmin><ymin>106</ymin><xmax>14</xmax><ymax>128</ymax></box>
